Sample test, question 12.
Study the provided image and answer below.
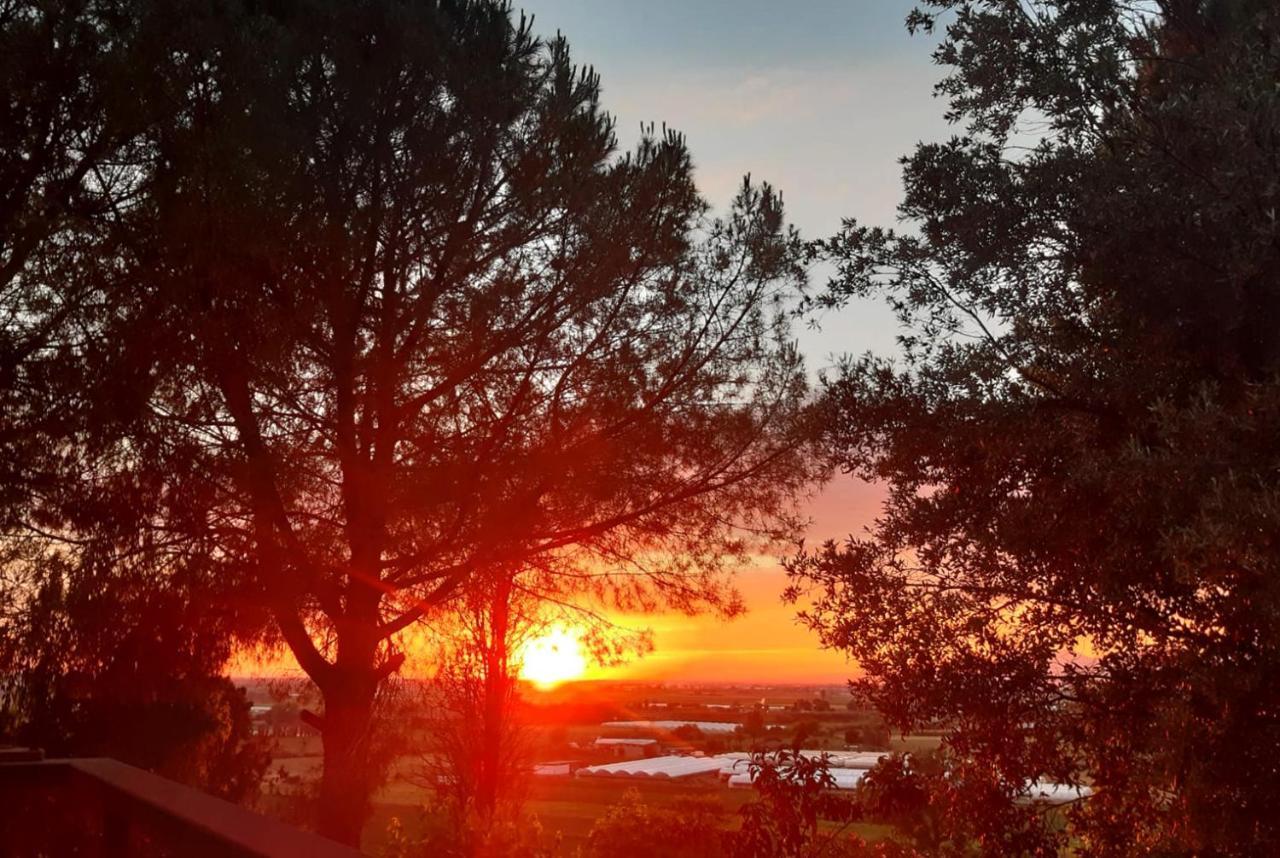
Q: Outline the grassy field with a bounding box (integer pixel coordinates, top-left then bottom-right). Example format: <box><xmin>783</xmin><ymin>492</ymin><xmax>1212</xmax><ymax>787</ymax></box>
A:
<box><xmin>362</xmin><ymin>775</ymin><xmax>899</xmax><ymax>854</ymax></box>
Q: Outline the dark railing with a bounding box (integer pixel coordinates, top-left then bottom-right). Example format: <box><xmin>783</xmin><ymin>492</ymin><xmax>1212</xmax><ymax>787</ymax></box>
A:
<box><xmin>0</xmin><ymin>750</ymin><xmax>363</xmax><ymax>857</ymax></box>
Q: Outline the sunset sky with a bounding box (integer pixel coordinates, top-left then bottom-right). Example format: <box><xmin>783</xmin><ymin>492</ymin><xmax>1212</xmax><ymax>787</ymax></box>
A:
<box><xmin>512</xmin><ymin>0</ymin><xmax>950</xmax><ymax>684</ymax></box>
<box><xmin>229</xmin><ymin>1</ymin><xmax>950</xmax><ymax>686</ymax></box>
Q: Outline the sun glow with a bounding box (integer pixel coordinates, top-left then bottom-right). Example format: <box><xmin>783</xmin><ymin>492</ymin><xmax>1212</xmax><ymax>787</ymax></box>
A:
<box><xmin>518</xmin><ymin>627</ymin><xmax>588</xmax><ymax>688</ymax></box>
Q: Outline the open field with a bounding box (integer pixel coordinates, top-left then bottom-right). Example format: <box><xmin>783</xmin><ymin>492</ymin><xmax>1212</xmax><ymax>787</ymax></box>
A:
<box><xmin>262</xmin><ymin>737</ymin><xmax>932</xmax><ymax>854</ymax></box>
<box><xmin>363</xmin><ymin>776</ymin><xmax>899</xmax><ymax>854</ymax></box>
<box><xmin>253</xmin><ymin>680</ymin><xmax>939</xmax><ymax>853</ymax></box>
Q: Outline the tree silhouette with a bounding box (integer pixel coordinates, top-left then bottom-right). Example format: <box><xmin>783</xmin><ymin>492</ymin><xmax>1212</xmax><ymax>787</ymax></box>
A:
<box><xmin>412</xmin><ymin>577</ymin><xmax>537</xmax><ymax>841</ymax></box>
<box><xmin>0</xmin><ymin>0</ymin><xmax>271</xmax><ymax>801</ymax></box>
<box><xmin>796</xmin><ymin>0</ymin><xmax>1280</xmax><ymax>852</ymax></box>
<box><xmin>88</xmin><ymin>0</ymin><xmax>816</xmax><ymax>842</ymax></box>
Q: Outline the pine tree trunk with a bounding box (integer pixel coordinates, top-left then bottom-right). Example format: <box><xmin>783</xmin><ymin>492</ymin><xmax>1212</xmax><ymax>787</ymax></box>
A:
<box><xmin>476</xmin><ymin>578</ymin><xmax>513</xmax><ymax>821</ymax></box>
<box><xmin>315</xmin><ymin>646</ymin><xmax>380</xmax><ymax>845</ymax></box>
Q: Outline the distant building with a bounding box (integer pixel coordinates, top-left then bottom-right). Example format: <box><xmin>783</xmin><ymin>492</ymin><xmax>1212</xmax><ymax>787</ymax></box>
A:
<box><xmin>593</xmin><ymin>737</ymin><xmax>658</xmax><ymax>760</ymax></box>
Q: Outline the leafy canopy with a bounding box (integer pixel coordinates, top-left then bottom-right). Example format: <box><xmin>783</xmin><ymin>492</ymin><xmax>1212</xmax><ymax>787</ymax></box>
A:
<box><xmin>793</xmin><ymin>0</ymin><xmax>1280</xmax><ymax>853</ymax></box>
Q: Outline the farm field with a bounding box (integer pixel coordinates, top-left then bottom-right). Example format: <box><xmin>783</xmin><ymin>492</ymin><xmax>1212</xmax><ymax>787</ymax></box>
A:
<box><xmin>363</xmin><ymin>775</ymin><xmax>899</xmax><ymax>854</ymax></box>
<box><xmin>251</xmin><ymin>680</ymin><xmax>939</xmax><ymax>853</ymax></box>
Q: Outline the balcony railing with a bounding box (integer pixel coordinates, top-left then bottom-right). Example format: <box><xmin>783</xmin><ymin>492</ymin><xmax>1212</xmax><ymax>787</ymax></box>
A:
<box><xmin>0</xmin><ymin>749</ymin><xmax>364</xmax><ymax>857</ymax></box>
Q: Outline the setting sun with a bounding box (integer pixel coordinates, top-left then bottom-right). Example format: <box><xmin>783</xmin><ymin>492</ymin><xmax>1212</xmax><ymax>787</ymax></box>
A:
<box><xmin>518</xmin><ymin>627</ymin><xmax>587</xmax><ymax>688</ymax></box>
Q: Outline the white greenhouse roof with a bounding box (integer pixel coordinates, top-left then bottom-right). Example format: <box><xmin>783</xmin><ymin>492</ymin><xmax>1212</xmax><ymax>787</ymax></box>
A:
<box><xmin>594</xmin><ymin>738</ymin><xmax>658</xmax><ymax>746</ymax></box>
<box><xmin>578</xmin><ymin>750</ymin><xmax>891</xmax><ymax>786</ymax></box>
<box><xmin>726</xmin><ymin>767</ymin><xmax>866</xmax><ymax>791</ymax></box>
<box><xmin>821</xmin><ymin>751</ymin><xmax>888</xmax><ymax>769</ymax></box>
<box><xmin>1019</xmin><ymin>782</ymin><xmax>1093</xmax><ymax>806</ymax></box>
<box><xmin>716</xmin><ymin>751</ymin><xmax>885</xmax><ymax>776</ymax></box>
<box><xmin>576</xmin><ymin>755</ymin><xmax>728</xmax><ymax>780</ymax></box>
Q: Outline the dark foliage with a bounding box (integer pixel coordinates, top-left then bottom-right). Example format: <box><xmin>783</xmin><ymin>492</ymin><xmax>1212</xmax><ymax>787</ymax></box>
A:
<box><xmin>0</xmin><ymin>543</ymin><xmax>267</xmax><ymax>800</ymax></box>
<box><xmin>0</xmin><ymin>0</ymin><xmax>269</xmax><ymax>801</ymax></box>
<box><xmin>3</xmin><ymin>0</ymin><xmax>815</xmax><ymax>845</ymax></box>
<box><xmin>585</xmin><ymin>790</ymin><xmax>731</xmax><ymax>858</ymax></box>
<box><xmin>735</xmin><ymin>749</ymin><xmax>864</xmax><ymax>858</ymax></box>
<box><xmin>794</xmin><ymin>0</ymin><xmax>1280</xmax><ymax>853</ymax></box>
